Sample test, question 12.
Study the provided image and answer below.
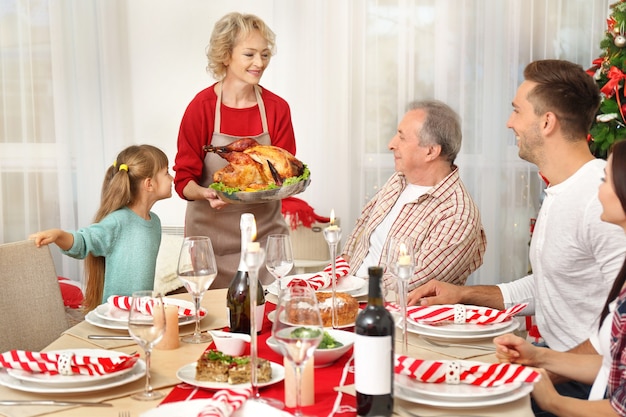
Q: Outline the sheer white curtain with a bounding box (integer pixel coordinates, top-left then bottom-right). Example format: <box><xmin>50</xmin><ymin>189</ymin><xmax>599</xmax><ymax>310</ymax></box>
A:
<box><xmin>272</xmin><ymin>0</ymin><xmax>610</xmax><ymax>285</ymax></box>
<box><xmin>0</xmin><ymin>0</ymin><xmax>131</xmax><ymax>281</ymax></box>
<box><xmin>0</xmin><ymin>0</ymin><xmax>612</xmax><ymax>287</ymax></box>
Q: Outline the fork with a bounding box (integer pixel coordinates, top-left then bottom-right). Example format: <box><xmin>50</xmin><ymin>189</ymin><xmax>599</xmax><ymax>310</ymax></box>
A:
<box><xmin>119</xmin><ymin>411</ymin><xmax>131</xmax><ymax>417</ymax></box>
<box><xmin>422</xmin><ymin>338</ymin><xmax>496</xmax><ymax>352</ymax></box>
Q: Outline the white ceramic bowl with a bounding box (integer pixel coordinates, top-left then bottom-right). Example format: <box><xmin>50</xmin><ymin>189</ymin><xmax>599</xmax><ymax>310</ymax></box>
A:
<box><xmin>266</xmin><ymin>328</ymin><xmax>355</xmax><ymax>368</ymax></box>
<box><xmin>209</xmin><ymin>330</ymin><xmax>251</xmax><ymax>356</ymax></box>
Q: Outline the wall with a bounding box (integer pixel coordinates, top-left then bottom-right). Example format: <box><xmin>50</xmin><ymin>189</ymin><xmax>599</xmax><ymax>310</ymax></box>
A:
<box><xmin>124</xmin><ymin>1</ymin><xmax>353</xmax><ymax>231</ymax></box>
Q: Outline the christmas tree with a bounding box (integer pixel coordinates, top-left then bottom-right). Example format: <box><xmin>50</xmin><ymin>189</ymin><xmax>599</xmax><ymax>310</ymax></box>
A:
<box><xmin>587</xmin><ymin>0</ymin><xmax>626</xmax><ymax>159</ymax></box>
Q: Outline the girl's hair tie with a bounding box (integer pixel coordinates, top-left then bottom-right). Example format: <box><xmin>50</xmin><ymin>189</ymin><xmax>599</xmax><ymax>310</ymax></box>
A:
<box><xmin>118</xmin><ymin>164</ymin><xmax>128</xmax><ymax>172</ymax></box>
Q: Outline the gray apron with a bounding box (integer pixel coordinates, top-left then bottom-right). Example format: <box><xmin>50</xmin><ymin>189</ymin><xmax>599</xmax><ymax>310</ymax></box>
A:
<box><xmin>184</xmin><ymin>83</ymin><xmax>289</xmax><ymax>289</ymax></box>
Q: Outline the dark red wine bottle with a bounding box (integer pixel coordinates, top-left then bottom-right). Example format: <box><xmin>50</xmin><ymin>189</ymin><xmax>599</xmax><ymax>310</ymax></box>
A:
<box><xmin>354</xmin><ymin>266</ymin><xmax>394</xmax><ymax>416</ymax></box>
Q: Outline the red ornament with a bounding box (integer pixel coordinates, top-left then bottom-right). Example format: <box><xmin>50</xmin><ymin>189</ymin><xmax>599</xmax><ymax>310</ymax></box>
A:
<box><xmin>608</xmin><ymin>16</ymin><xmax>617</xmax><ymax>33</ymax></box>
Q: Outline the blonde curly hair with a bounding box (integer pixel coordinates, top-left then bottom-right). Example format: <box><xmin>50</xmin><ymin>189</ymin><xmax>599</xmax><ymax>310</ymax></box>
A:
<box><xmin>206</xmin><ymin>12</ymin><xmax>276</xmax><ymax>80</ymax></box>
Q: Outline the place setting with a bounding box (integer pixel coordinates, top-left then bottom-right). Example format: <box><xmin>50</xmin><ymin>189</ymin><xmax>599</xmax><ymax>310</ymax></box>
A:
<box><xmin>404</xmin><ymin>303</ymin><xmax>527</xmax><ymax>343</ymax></box>
<box><xmin>393</xmin><ymin>354</ymin><xmax>540</xmax><ymax>409</ymax></box>
<box><xmin>0</xmin><ymin>348</ymin><xmax>145</xmax><ymax>395</ymax></box>
<box><xmin>85</xmin><ymin>295</ymin><xmax>208</xmax><ymax>331</ymax></box>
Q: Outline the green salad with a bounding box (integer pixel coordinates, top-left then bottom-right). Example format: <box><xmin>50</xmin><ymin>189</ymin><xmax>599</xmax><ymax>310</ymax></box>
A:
<box><xmin>289</xmin><ymin>328</ymin><xmax>344</xmax><ymax>349</ymax></box>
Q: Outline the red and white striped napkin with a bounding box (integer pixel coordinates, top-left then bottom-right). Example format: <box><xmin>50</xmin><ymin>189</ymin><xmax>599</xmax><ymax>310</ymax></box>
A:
<box><xmin>394</xmin><ymin>355</ymin><xmax>541</xmax><ymax>387</ymax></box>
<box><xmin>0</xmin><ymin>350</ymin><xmax>139</xmax><ymax>376</ymax></box>
<box><xmin>287</xmin><ymin>256</ymin><xmax>350</xmax><ymax>290</ymax></box>
<box><xmin>107</xmin><ymin>295</ymin><xmax>206</xmax><ymax>318</ymax></box>
<box><xmin>404</xmin><ymin>303</ymin><xmax>528</xmax><ymax>325</ymax></box>
<box><xmin>196</xmin><ymin>387</ymin><xmax>251</xmax><ymax>417</ymax></box>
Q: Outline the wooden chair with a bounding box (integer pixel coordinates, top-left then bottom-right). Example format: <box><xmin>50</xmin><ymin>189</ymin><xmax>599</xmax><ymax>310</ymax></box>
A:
<box><xmin>0</xmin><ymin>240</ymin><xmax>70</xmax><ymax>351</ymax></box>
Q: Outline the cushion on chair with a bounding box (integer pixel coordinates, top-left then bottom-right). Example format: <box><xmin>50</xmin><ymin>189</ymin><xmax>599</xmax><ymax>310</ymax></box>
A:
<box><xmin>154</xmin><ymin>234</ymin><xmax>185</xmax><ymax>295</ymax></box>
<box><xmin>57</xmin><ymin>277</ymin><xmax>84</xmax><ymax>308</ymax></box>
<box><xmin>281</xmin><ymin>197</ymin><xmax>330</xmax><ymax>230</ymax></box>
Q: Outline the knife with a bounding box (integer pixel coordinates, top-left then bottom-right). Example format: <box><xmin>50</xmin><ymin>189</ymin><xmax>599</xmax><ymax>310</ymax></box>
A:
<box><xmin>88</xmin><ymin>335</ymin><xmax>134</xmax><ymax>340</ymax></box>
<box><xmin>0</xmin><ymin>400</ymin><xmax>113</xmax><ymax>407</ymax></box>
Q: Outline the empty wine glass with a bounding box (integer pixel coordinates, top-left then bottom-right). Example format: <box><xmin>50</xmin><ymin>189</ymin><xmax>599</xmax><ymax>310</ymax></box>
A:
<box><xmin>265</xmin><ymin>234</ymin><xmax>294</xmax><ymax>293</ymax></box>
<box><xmin>272</xmin><ymin>285</ymin><xmax>323</xmax><ymax>417</ymax></box>
<box><xmin>386</xmin><ymin>236</ymin><xmax>415</xmax><ymax>354</ymax></box>
<box><xmin>127</xmin><ymin>290</ymin><xmax>166</xmax><ymax>401</ymax></box>
<box><xmin>177</xmin><ymin>236</ymin><xmax>218</xmax><ymax>343</ymax></box>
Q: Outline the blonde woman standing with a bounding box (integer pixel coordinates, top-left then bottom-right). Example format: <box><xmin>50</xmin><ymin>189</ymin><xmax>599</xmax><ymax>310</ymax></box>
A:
<box><xmin>174</xmin><ymin>12</ymin><xmax>296</xmax><ymax>288</ymax></box>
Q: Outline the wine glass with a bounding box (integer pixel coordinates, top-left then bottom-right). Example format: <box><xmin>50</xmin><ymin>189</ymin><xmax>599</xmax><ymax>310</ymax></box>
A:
<box><xmin>386</xmin><ymin>236</ymin><xmax>415</xmax><ymax>354</ymax></box>
<box><xmin>272</xmin><ymin>285</ymin><xmax>323</xmax><ymax>417</ymax></box>
<box><xmin>127</xmin><ymin>290</ymin><xmax>166</xmax><ymax>401</ymax></box>
<box><xmin>265</xmin><ymin>234</ymin><xmax>294</xmax><ymax>293</ymax></box>
<box><xmin>177</xmin><ymin>236</ymin><xmax>218</xmax><ymax>343</ymax></box>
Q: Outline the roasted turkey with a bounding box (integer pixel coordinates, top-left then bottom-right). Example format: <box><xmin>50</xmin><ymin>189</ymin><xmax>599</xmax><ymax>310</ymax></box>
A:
<box><xmin>204</xmin><ymin>138</ymin><xmax>305</xmax><ymax>190</ymax></box>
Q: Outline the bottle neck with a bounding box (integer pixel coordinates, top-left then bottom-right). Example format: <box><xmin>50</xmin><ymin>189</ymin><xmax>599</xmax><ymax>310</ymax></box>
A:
<box><xmin>367</xmin><ymin>274</ymin><xmax>384</xmax><ymax>307</ymax></box>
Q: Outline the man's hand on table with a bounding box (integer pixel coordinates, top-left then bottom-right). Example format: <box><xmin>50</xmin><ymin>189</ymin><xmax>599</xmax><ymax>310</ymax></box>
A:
<box><xmin>407</xmin><ymin>280</ymin><xmax>462</xmax><ymax>306</ymax></box>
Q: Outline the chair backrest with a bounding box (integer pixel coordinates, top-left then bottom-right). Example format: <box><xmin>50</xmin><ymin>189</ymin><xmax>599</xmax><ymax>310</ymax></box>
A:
<box><xmin>0</xmin><ymin>240</ymin><xmax>70</xmax><ymax>351</ymax></box>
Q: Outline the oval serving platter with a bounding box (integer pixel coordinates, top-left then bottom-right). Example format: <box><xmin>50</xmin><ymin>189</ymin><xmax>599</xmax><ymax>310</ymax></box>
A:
<box><xmin>215</xmin><ymin>179</ymin><xmax>311</xmax><ymax>205</ymax></box>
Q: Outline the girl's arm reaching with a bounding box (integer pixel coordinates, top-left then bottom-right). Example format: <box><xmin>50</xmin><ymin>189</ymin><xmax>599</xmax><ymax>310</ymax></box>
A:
<box><xmin>30</xmin><ymin>229</ymin><xmax>74</xmax><ymax>251</ymax></box>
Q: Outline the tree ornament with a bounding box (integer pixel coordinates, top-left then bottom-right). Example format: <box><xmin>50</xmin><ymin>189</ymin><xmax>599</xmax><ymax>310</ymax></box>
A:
<box><xmin>615</xmin><ymin>34</ymin><xmax>626</xmax><ymax>47</ymax></box>
<box><xmin>614</xmin><ymin>26</ymin><xmax>621</xmax><ymax>35</ymax></box>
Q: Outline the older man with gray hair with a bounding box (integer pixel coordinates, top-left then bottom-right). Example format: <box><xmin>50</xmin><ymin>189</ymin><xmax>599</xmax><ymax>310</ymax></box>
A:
<box><xmin>342</xmin><ymin>100</ymin><xmax>487</xmax><ymax>292</ymax></box>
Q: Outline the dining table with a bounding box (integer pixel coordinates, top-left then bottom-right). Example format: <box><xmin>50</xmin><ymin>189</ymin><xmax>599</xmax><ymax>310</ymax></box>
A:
<box><xmin>0</xmin><ymin>288</ymin><xmax>534</xmax><ymax>417</ymax></box>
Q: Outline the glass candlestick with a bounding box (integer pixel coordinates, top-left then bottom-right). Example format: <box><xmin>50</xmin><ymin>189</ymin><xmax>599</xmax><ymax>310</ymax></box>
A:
<box><xmin>323</xmin><ymin>224</ymin><xmax>342</xmax><ymax>329</ymax></box>
<box><xmin>243</xmin><ymin>242</ymin><xmax>265</xmax><ymax>399</ymax></box>
<box><xmin>395</xmin><ymin>262</ymin><xmax>413</xmax><ymax>355</ymax></box>
<box><xmin>386</xmin><ymin>238</ymin><xmax>415</xmax><ymax>355</ymax></box>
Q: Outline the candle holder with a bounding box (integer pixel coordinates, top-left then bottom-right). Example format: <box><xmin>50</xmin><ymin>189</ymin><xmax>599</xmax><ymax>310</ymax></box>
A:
<box><xmin>386</xmin><ymin>237</ymin><xmax>414</xmax><ymax>355</ymax></box>
<box><xmin>244</xmin><ymin>244</ymin><xmax>265</xmax><ymax>399</ymax></box>
<box><xmin>323</xmin><ymin>224</ymin><xmax>342</xmax><ymax>329</ymax></box>
<box><xmin>243</xmin><ymin>232</ymin><xmax>284</xmax><ymax>410</ymax></box>
<box><xmin>394</xmin><ymin>262</ymin><xmax>413</xmax><ymax>355</ymax></box>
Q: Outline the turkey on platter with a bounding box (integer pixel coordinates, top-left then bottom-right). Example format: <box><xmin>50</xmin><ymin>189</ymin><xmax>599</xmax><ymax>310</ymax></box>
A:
<box><xmin>204</xmin><ymin>138</ymin><xmax>305</xmax><ymax>191</ymax></box>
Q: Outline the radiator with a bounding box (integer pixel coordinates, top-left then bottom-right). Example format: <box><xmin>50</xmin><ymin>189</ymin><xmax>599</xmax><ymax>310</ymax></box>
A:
<box><xmin>161</xmin><ymin>226</ymin><xmax>185</xmax><ymax>236</ymax></box>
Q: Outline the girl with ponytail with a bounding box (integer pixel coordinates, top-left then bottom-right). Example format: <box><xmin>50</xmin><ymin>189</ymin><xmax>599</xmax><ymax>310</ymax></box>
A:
<box><xmin>31</xmin><ymin>144</ymin><xmax>172</xmax><ymax>311</ymax></box>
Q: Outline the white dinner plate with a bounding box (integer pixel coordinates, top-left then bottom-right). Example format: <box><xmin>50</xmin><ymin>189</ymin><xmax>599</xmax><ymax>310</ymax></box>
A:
<box><xmin>176</xmin><ymin>361</ymin><xmax>284</xmax><ymax>390</ymax></box>
<box><xmin>86</xmin><ymin>307</ymin><xmax>204</xmax><ymax>331</ymax></box>
<box><xmin>5</xmin><ymin>349</ymin><xmax>137</xmax><ymax>387</ymax></box>
<box><xmin>0</xmin><ymin>359</ymin><xmax>145</xmax><ymax>394</ymax></box>
<box><xmin>394</xmin><ymin>381</ymin><xmax>533</xmax><ymax>408</ymax></box>
<box><xmin>408</xmin><ymin>319</ymin><xmax>513</xmax><ymax>336</ymax></box>
<box><xmin>266</xmin><ymin>310</ymin><xmax>356</xmax><ymax>329</ymax></box>
<box><xmin>266</xmin><ymin>274</ymin><xmax>367</xmax><ymax>297</ymax></box>
<box><xmin>407</xmin><ymin>319</ymin><xmax>519</xmax><ymax>343</ymax></box>
<box><xmin>94</xmin><ymin>298</ymin><xmax>207</xmax><ymax>323</ymax></box>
